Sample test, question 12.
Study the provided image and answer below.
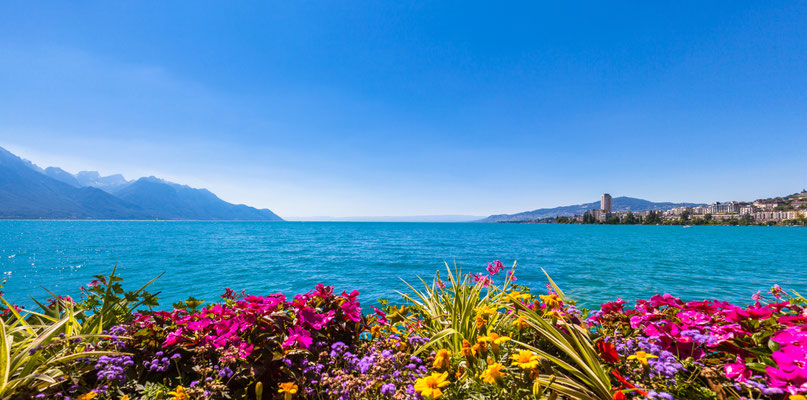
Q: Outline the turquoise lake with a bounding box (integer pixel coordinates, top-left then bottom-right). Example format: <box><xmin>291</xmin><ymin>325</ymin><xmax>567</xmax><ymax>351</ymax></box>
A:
<box><xmin>1</xmin><ymin>221</ymin><xmax>805</xmax><ymax>309</ymax></box>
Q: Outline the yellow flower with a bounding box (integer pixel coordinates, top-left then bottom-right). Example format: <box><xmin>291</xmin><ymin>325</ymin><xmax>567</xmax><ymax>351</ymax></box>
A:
<box><xmin>513</xmin><ymin>316</ymin><xmax>529</xmax><ymax>331</ymax></box>
<box><xmin>478</xmin><ymin>332</ymin><xmax>512</xmax><ymax>353</ymax></box>
<box><xmin>414</xmin><ymin>371</ymin><xmax>450</xmax><ymax>399</ymax></box>
<box><xmin>460</xmin><ymin>339</ymin><xmax>476</xmax><ymax>358</ymax></box>
<box><xmin>510</xmin><ymin>350</ymin><xmax>540</xmax><ymax>370</ymax></box>
<box><xmin>474</xmin><ymin>315</ymin><xmax>486</xmax><ymax>329</ymax></box>
<box><xmin>370</xmin><ymin>325</ymin><xmax>382</xmax><ymax>337</ymax></box>
<box><xmin>627</xmin><ymin>351</ymin><xmax>658</xmax><ymax>366</ymax></box>
<box><xmin>540</xmin><ymin>294</ymin><xmax>560</xmax><ymax>309</ymax></box>
<box><xmin>507</xmin><ymin>291</ymin><xmax>530</xmax><ymax>302</ymax></box>
<box><xmin>474</xmin><ymin>305</ymin><xmax>495</xmax><ymax>317</ymax></box>
<box><xmin>544</xmin><ymin>309</ymin><xmax>562</xmax><ymax>319</ymax></box>
<box><xmin>789</xmin><ymin>395</ymin><xmax>807</xmax><ymax>400</ymax></box>
<box><xmin>167</xmin><ymin>386</ymin><xmax>189</xmax><ymax>400</ymax></box>
<box><xmin>433</xmin><ymin>349</ymin><xmax>451</xmax><ymax>370</ymax></box>
<box><xmin>481</xmin><ymin>363</ymin><xmax>507</xmax><ymax>385</ymax></box>
<box><xmin>77</xmin><ymin>393</ymin><xmax>97</xmax><ymax>400</ymax></box>
<box><xmin>278</xmin><ymin>382</ymin><xmax>299</xmax><ymax>400</ymax></box>
<box><xmin>121</xmin><ymin>396</ymin><xmax>130</xmax><ymax>400</ymax></box>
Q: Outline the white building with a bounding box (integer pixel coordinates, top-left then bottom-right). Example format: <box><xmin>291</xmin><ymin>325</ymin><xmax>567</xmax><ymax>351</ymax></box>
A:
<box><xmin>708</xmin><ymin>202</ymin><xmax>739</xmax><ymax>214</ymax></box>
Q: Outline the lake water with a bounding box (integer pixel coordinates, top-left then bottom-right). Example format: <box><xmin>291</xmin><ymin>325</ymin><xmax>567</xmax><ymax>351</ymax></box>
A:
<box><xmin>1</xmin><ymin>221</ymin><xmax>805</xmax><ymax>309</ymax></box>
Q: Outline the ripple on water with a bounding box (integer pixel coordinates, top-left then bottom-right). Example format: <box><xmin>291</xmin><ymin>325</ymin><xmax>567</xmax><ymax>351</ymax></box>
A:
<box><xmin>0</xmin><ymin>222</ymin><xmax>805</xmax><ymax>309</ymax></box>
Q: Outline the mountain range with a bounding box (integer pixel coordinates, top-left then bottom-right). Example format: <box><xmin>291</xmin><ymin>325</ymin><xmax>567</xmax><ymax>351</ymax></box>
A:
<box><xmin>479</xmin><ymin>197</ymin><xmax>705</xmax><ymax>222</ymax></box>
<box><xmin>0</xmin><ymin>146</ymin><xmax>283</xmax><ymax>220</ymax></box>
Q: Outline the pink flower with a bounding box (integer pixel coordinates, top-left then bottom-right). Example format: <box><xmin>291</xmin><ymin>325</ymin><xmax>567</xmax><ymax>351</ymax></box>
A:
<box><xmin>507</xmin><ymin>270</ymin><xmax>517</xmax><ymax>282</ymax></box>
<box><xmin>677</xmin><ymin>310</ymin><xmax>711</xmax><ymax>326</ymax></box>
<box><xmin>737</xmin><ymin>305</ymin><xmax>774</xmax><ymax>320</ymax></box>
<box><xmin>772</xmin><ymin>345</ymin><xmax>807</xmax><ymax>372</ymax></box>
<box><xmin>299</xmin><ymin>308</ymin><xmax>335</xmax><ymax>330</ymax></box>
<box><xmin>649</xmin><ymin>293</ymin><xmax>683</xmax><ymax>309</ymax></box>
<box><xmin>187</xmin><ymin>319</ymin><xmax>211</xmax><ymax>331</ymax></box>
<box><xmin>471</xmin><ymin>273</ymin><xmax>492</xmax><ymax>288</ymax></box>
<box><xmin>725</xmin><ymin>356</ymin><xmax>751</xmax><ymax>382</ymax></box>
<box><xmin>283</xmin><ymin>326</ymin><xmax>313</xmax><ymax>349</ymax></box>
<box><xmin>163</xmin><ymin>328</ymin><xmax>183</xmax><ymax>347</ymax></box>
<box><xmin>773</xmin><ymin>328</ymin><xmax>807</xmax><ymax>348</ymax></box>
<box><xmin>685</xmin><ymin>300</ymin><xmax>719</xmax><ymax>314</ymax></box>
<box><xmin>766</xmin><ymin>366</ymin><xmax>807</xmax><ymax>394</ymax></box>
<box><xmin>600</xmin><ymin>298</ymin><xmax>627</xmax><ymax>315</ymax></box>
<box><xmin>371</xmin><ymin>306</ymin><xmax>389</xmax><ymax>325</ymax></box>
<box><xmin>771</xmin><ymin>284</ymin><xmax>784</xmax><ymax>299</ymax></box>
<box><xmin>486</xmin><ymin>260</ymin><xmax>505</xmax><ymax>276</ymax></box>
<box><xmin>314</xmin><ymin>283</ymin><xmax>334</xmax><ymax>298</ymax></box>
<box><xmin>341</xmin><ymin>300</ymin><xmax>362</xmax><ymax>322</ymax></box>
<box><xmin>779</xmin><ymin>315</ymin><xmax>807</xmax><ymax>326</ymax></box>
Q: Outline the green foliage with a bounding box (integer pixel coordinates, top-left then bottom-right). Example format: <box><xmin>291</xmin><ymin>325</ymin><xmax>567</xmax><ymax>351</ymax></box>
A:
<box><xmin>74</xmin><ymin>265</ymin><xmax>162</xmax><ymax>334</ymax></box>
<box><xmin>0</xmin><ymin>298</ymin><xmax>119</xmax><ymax>398</ymax></box>
<box><xmin>508</xmin><ymin>270</ymin><xmax>613</xmax><ymax>400</ymax></box>
<box><xmin>400</xmin><ymin>262</ymin><xmax>515</xmax><ymax>355</ymax></box>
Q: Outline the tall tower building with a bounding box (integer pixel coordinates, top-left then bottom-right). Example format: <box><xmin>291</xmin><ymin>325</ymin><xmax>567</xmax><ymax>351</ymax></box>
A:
<box><xmin>601</xmin><ymin>193</ymin><xmax>612</xmax><ymax>213</ymax></box>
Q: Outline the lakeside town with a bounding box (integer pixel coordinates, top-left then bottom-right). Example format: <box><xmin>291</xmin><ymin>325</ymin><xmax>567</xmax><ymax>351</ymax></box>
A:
<box><xmin>553</xmin><ymin>191</ymin><xmax>807</xmax><ymax>226</ymax></box>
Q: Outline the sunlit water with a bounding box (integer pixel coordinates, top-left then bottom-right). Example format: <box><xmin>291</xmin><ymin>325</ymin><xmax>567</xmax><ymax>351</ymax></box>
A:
<box><xmin>1</xmin><ymin>221</ymin><xmax>805</xmax><ymax>309</ymax></box>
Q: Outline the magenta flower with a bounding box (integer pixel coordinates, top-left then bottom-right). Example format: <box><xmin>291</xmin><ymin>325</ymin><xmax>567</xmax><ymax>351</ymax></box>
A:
<box><xmin>371</xmin><ymin>306</ymin><xmax>389</xmax><ymax>325</ymax></box>
<box><xmin>162</xmin><ymin>328</ymin><xmax>183</xmax><ymax>347</ymax></box>
<box><xmin>773</xmin><ymin>328</ymin><xmax>807</xmax><ymax>348</ymax></box>
<box><xmin>486</xmin><ymin>260</ymin><xmax>505</xmax><ymax>276</ymax></box>
<box><xmin>507</xmin><ymin>270</ymin><xmax>517</xmax><ymax>282</ymax></box>
<box><xmin>771</xmin><ymin>284</ymin><xmax>784</xmax><ymax>299</ymax></box>
<box><xmin>766</xmin><ymin>366</ymin><xmax>807</xmax><ymax>394</ymax></box>
<box><xmin>677</xmin><ymin>310</ymin><xmax>711</xmax><ymax>326</ymax></box>
<box><xmin>283</xmin><ymin>326</ymin><xmax>313</xmax><ymax>349</ymax></box>
<box><xmin>772</xmin><ymin>345</ymin><xmax>807</xmax><ymax>372</ymax></box>
<box><xmin>471</xmin><ymin>273</ymin><xmax>492</xmax><ymax>288</ymax></box>
<box><xmin>737</xmin><ymin>305</ymin><xmax>774</xmax><ymax>320</ymax></box>
<box><xmin>341</xmin><ymin>300</ymin><xmax>362</xmax><ymax>322</ymax></box>
<box><xmin>724</xmin><ymin>356</ymin><xmax>751</xmax><ymax>383</ymax></box>
<box><xmin>298</xmin><ymin>308</ymin><xmax>335</xmax><ymax>330</ymax></box>
<box><xmin>684</xmin><ymin>300</ymin><xmax>719</xmax><ymax>314</ymax></box>
<box><xmin>649</xmin><ymin>293</ymin><xmax>683</xmax><ymax>309</ymax></box>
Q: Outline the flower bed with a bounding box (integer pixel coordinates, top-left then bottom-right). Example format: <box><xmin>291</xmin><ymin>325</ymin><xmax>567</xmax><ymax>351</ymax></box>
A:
<box><xmin>1</xmin><ymin>261</ymin><xmax>806</xmax><ymax>400</ymax></box>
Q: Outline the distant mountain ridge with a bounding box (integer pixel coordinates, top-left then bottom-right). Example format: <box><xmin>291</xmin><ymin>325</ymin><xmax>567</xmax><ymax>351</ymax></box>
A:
<box><xmin>0</xmin><ymin>146</ymin><xmax>283</xmax><ymax>220</ymax></box>
<box><xmin>479</xmin><ymin>197</ymin><xmax>705</xmax><ymax>222</ymax></box>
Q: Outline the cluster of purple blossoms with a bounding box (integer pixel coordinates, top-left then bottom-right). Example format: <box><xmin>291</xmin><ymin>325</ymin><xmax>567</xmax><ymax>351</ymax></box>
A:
<box><xmin>615</xmin><ymin>336</ymin><xmax>685</xmax><ymax>384</ymax></box>
<box><xmin>95</xmin><ymin>354</ymin><xmax>134</xmax><ymax>383</ymax></box>
<box><xmin>143</xmin><ymin>351</ymin><xmax>179</xmax><ymax>372</ymax></box>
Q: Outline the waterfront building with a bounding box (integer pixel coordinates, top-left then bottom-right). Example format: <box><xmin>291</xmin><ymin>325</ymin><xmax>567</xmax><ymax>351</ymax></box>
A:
<box><xmin>708</xmin><ymin>202</ymin><xmax>739</xmax><ymax>214</ymax></box>
<box><xmin>601</xmin><ymin>193</ymin><xmax>612</xmax><ymax>213</ymax></box>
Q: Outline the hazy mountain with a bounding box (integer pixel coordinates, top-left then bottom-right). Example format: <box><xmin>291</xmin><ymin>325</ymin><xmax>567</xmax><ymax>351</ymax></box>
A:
<box><xmin>44</xmin><ymin>167</ymin><xmax>81</xmax><ymax>187</ymax></box>
<box><xmin>0</xmin><ymin>147</ymin><xmax>151</xmax><ymax>219</ymax></box>
<box><xmin>479</xmin><ymin>197</ymin><xmax>705</xmax><ymax>222</ymax></box>
<box><xmin>75</xmin><ymin>171</ymin><xmax>130</xmax><ymax>192</ymax></box>
<box><xmin>0</xmin><ymin>146</ymin><xmax>283</xmax><ymax>220</ymax></box>
<box><xmin>112</xmin><ymin>177</ymin><xmax>283</xmax><ymax>221</ymax></box>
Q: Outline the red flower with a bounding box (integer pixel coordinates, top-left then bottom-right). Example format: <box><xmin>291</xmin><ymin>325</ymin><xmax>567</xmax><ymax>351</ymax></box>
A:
<box><xmin>612</xmin><ymin>391</ymin><xmax>626</xmax><ymax>400</ymax></box>
<box><xmin>611</xmin><ymin>370</ymin><xmax>647</xmax><ymax>396</ymax></box>
<box><xmin>597</xmin><ymin>341</ymin><xmax>620</xmax><ymax>363</ymax></box>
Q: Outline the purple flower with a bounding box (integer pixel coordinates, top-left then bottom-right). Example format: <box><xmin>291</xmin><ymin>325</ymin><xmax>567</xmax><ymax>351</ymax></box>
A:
<box><xmin>380</xmin><ymin>383</ymin><xmax>396</xmax><ymax>396</ymax></box>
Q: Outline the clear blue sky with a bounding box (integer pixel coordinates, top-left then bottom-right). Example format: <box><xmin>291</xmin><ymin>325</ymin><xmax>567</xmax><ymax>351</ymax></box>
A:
<box><xmin>1</xmin><ymin>2</ymin><xmax>805</xmax><ymax>218</ymax></box>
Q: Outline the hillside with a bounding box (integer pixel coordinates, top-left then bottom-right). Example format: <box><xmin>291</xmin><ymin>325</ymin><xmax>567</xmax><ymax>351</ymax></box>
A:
<box><xmin>479</xmin><ymin>196</ymin><xmax>705</xmax><ymax>222</ymax></box>
<box><xmin>0</xmin><ymin>146</ymin><xmax>283</xmax><ymax>220</ymax></box>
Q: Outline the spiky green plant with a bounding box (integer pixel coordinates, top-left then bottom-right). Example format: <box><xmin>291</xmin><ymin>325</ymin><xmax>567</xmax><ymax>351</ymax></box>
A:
<box><xmin>508</xmin><ymin>269</ymin><xmax>613</xmax><ymax>400</ymax></box>
<box><xmin>400</xmin><ymin>262</ymin><xmax>517</xmax><ymax>355</ymax></box>
<box><xmin>0</xmin><ymin>299</ymin><xmax>120</xmax><ymax>398</ymax></box>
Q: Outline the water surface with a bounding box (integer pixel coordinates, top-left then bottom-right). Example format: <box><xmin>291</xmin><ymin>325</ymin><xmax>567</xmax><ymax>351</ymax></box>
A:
<box><xmin>1</xmin><ymin>221</ymin><xmax>805</xmax><ymax>309</ymax></box>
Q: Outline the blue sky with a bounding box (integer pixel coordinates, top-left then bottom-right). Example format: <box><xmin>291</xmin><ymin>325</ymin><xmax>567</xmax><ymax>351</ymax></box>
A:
<box><xmin>1</xmin><ymin>2</ymin><xmax>805</xmax><ymax>218</ymax></box>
